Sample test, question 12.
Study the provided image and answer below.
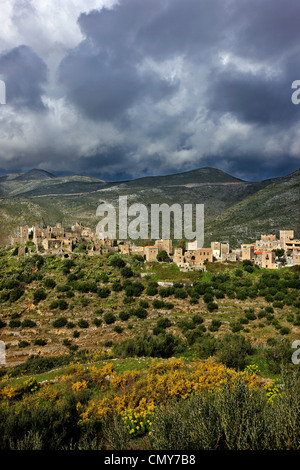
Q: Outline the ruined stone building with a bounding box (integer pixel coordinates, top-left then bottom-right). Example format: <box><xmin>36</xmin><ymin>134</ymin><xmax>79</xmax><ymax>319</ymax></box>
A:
<box><xmin>173</xmin><ymin>247</ymin><xmax>213</xmax><ymax>271</ymax></box>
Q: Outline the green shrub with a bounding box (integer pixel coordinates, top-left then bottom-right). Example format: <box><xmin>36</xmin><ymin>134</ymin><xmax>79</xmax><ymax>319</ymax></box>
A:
<box><xmin>33</xmin><ymin>288</ymin><xmax>47</xmax><ymax>304</ymax></box>
<box><xmin>56</xmin><ymin>284</ymin><xmax>71</xmax><ymax>292</ymax></box>
<box><xmin>245</xmin><ymin>311</ymin><xmax>256</xmax><ymax>321</ymax></box>
<box><xmin>157</xmin><ymin>250</ymin><xmax>169</xmax><ymax>262</ymax></box>
<box><xmin>207</xmin><ymin>301</ymin><xmax>218</xmax><ymax>312</ymax></box>
<box><xmin>114</xmin><ymin>325</ymin><xmax>123</xmax><ymax>334</ymax></box>
<box><xmin>120</xmin><ymin>266</ymin><xmax>133</xmax><ymax>278</ymax></box>
<box><xmin>131</xmin><ymin>307</ymin><xmax>147</xmax><ymax>319</ymax></box>
<box><xmin>208</xmin><ymin>319</ymin><xmax>221</xmax><ymax>332</ymax></box>
<box><xmin>273</xmin><ymin>301</ymin><xmax>284</xmax><ymax>309</ymax></box>
<box><xmin>104</xmin><ymin>312</ymin><xmax>116</xmax><ymax>324</ymax></box>
<box><xmin>174</xmin><ymin>288</ymin><xmax>188</xmax><ymax>299</ymax></box>
<box><xmin>150</xmin><ymin>370</ymin><xmax>300</xmax><ymax>450</ymax></box>
<box><xmin>280</xmin><ymin>326</ymin><xmax>290</xmax><ymax>335</ymax></box>
<box><xmin>50</xmin><ymin>300</ymin><xmax>59</xmax><ymax>309</ymax></box>
<box><xmin>159</xmin><ymin>287</ymin><xmax>174</xmax><ymax>298</ymax></box>
<box><xmin>119</xmin><ymin>310</ymin><xmax>130</xmax><ymax>321</ymax></box>
<box><xmin>99</xmin><ymin>273</ymin><xmax>109</xmax><ymax>283</ymax></box>
<box><xmin>97</xmin><ymin>287</ymin><xmax>111</xmax><ymax>298</ymax></box>
<box><xmin>125</xmin><ymin>282</ymin><xmax>144</xmax><ymax>297</ymax></box>
<box><xmin>9</xmin><ymin>319</ymin><xmax>21</xmax><ymax>328</ymax></box>
<box><xmin>77</xmin><ymin>319</ymin><xmax>89</xmax><ymax>329</ymax></box>
<box><xmin>230</xmin><ymin>321</ymin><xmax>243</xmax><ymax>333</ymax></box>
<box><xmin>157</xmin><ymin>317</ymin><xmax>172</xmax><ymax>329</ymax></box>
<box><xmin>113</xmin><ymin>332</ymin><xmax>181</xmax><ymax>359</ymax></box>
<box><xmin>192</xmin><ymin>315</ymin><xmax>204</xmax><ymax>325</ymax></box>
<box><xmin>34</xmin><ymin>339</ymin><xmax>47</xmax><ymax>346</ymax></box>
<box><xmin>52</xmin><ymin>317</ymin><xmax>68</xmax><ymax>328</ymax></box>
<box><xmin>9</xmin><ymin>287</ymin><xmax>23</xmax><ymax>303</ymax></box>
<box><xmin>217</xmin><ymin>334</ymin><xmax>253</xmax><ymax>370</ymax></box>
<box><xmin>108</xmin><ymin>255</ymin><xmax>126</xmax><ymax>269</ymax></box>
<box><xmin>18</xmin><ymin>340</ymin><xmax>30</xmax><ymax>348</ymax></box>
<box><xmin>264</xmin><ymin>338</ymin><xmax>294</xmax><ymax>374</ymax></box>
<box><xmin>58</xmin><ymin>300</ymin><xmax>68</xmax><ymax>310</ymax></box>
<box><xmin>112</xmin><ymin>280</ymin><xmax>123</xmax><ymax>292</ymax></box>
<box><xmin>203</xmin><ymin>292</ymin><xmax>213</xmax><ymax>303</ymax></box>
<box><xmin>44</xmin><ymin>278</ymin><xmax>56</xmax><ymax>289</ymax></box>
<box><xmin>146</xmin><ymin>282</ymin><xmax>158</xmax><ymax>296</ymax></box>
<box><xmin>153</xmin><ymin>299</ymin><xmax>165</xmax><ymax>309</ymax></box>
<box><xmin>21</xmin><ymin>319</ymin><xmax>36</xmax><ymax>328</ymax></box>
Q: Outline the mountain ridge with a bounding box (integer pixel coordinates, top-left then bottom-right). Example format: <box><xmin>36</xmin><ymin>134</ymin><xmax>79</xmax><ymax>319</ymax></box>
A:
<box><xmin>0</xmin><ymin>165</ymin><xmax>299</xmax><ymax>246</ymax></box>
<box><xmin>14</xmin><ymin>169</ymin><xmax>57</xmax><ymax>181</ymax></box>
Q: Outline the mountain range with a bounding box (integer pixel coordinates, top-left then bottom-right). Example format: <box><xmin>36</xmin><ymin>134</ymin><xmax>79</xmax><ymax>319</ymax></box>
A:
<box><xmin>0</xmin><ymin>166</ymin><xmax>299</xmax><ymax>247</ymax></box>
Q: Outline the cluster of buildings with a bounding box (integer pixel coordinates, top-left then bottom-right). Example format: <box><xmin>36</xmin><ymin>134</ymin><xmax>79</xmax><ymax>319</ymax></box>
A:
<box><xmin>241</xmin><ymin>231</ymin><xmax>300</xmax><ymax>269</ymax></box>
<box><xmin>10</xmin><ymin>222</ymin><xmax>114</xmax><ymax>256</ymax></box>
<box><xmin>9</xmin><ymin>223</ymin><xmax>299</xmax><ymax>271</ymax></box>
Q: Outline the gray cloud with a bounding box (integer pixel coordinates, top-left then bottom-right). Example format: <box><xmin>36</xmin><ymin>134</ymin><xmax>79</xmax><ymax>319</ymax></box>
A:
<box><xmin>206</xmin><ymin>68</ymin><xmax>298</xmax><ymax>127</ymax></box>
<box><xmin>0</xmin><ymin>0</ymin><xmax>300</xmax><ymax>181</ymax></box>
<box><xmin>0</xmin><ymin>45</ymin><xmax>48</xmax><ymax>111</ymax></box>
<box><xmin>58</xmin><ymin>2</ymin><xmax>179</xmax><ymax>122</ymax></box>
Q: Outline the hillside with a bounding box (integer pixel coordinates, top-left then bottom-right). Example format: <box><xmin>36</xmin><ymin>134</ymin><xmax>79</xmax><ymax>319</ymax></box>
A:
<box><xmin>0</xmin><ymin>241</ymin><xmax>299</xmax><ymax>450</ymax></box>
<box><xmin>0</xmin><ymin>166</ymin><xmax>299</xmax><ymax>246</ymax></box>
<box><xmin>14</xmin><ymin>169</ymin><xmax>57</xmax><ymax>181</ymax></box>
<box><xmin>115</xmin><ymin>166</ymin><xmax>245</xmax><ymax>188</ymax></box>
<box><xmin>205</xmin><ymin>170</ymin><xmax>300</xmax><ymax>246</ymax></box>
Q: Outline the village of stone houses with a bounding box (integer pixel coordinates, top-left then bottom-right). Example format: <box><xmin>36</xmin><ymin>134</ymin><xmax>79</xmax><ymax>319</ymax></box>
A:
<box><xmin>9</xmin><ymin>221</ymin><xmax>300</xmax><ymax>269</ymax></box>
<box><xmin>0</xmin><ymin>221</ymin><xmax>299</xmax><ymax>450</ymax></box>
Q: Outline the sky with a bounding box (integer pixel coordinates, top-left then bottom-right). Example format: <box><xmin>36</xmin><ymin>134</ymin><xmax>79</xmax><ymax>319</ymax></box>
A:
<box><xmin>0</xmin><ymin>0</ymin><xmax>300</xmax><ymax>181</ymax></box>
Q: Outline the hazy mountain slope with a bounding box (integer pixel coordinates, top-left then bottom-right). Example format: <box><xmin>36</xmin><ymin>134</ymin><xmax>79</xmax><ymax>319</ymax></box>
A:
<box><xmin>1</xmin><ymin>174</ymin><xmax>107</xmax><ymax>197</ymax></box>
<box><xmin>0</xmin><ymin>166</ymin><xmax>299</xmax><ymax>246</ymax></box>
<box><xmin>15</xmin><ymin>169</ymin><xmax>57</xmax><ymax>181</ymax></box>
<box><xmin>115</xmin><ymin>166</ymin><xmax>244</xmax><ymax>188</ymax></box>
<box><xmin>205</xmin><ymin>170</ymin><xmax>300</xmax><ymax>247</ymax></box>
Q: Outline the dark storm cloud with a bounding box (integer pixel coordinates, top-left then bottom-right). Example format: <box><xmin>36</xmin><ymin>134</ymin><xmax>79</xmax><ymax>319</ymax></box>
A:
<box><xmin>57</xmin><ymin>0</ymin><xmax>300</xmax><ymax>128</ymax></box>
<box><xmin>77</xmin><ymin>145</ymin><xmax>138</xmax><ymax>180</ymax></box>
<box><xmin>190</xmin><ymin>153</ymin><xmax>298</xmax><ymax>182</ymax></box>
<box><xmin>0</xmin><ymin>45</ymin><xmax>48</xmax><ymax>111</ymax></box>
<box><xmin>135</xmin><ymin>0</ymin><xmax>228</xmax><ymax>61</ymax></box>
<box><xmin>58</xmin><ymin>0</ymin><xmax>228</xmax><ymax>122</ymax></box>
<box><xmin>1</xmin><ymin>0</ymin><xmax>300</xmax><ymax>181</ymax></box>
<box><xmin>58</xmin><ymin>1</ymin><xmax>179</xmax><ymax>122</ymax></box>
<box><xmin>206</xmin><ymin>68</ymin><xmax>298</xmax><ymax>127</ymax></box>
<box><xmin>228</xmin><ymin>0</ymin><xmax>300</xmax><ymax>61</ymax></box>
<box><xmin>59</xmin><ymin>41</ymin><xmax>177</xmax><ymax>122</ymax></box>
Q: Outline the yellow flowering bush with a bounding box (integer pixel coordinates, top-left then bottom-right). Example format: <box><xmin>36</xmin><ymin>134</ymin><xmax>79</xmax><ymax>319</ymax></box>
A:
<box><xmin>72</xmin><ymin>380</ymin><xmax>88</xmax><ymax>391</ymax></box>
<box><xmin>111</xmin><ymin>370</ymin><xmax>139</xmax><ymax>389</ymax></box>
<box><xmin>148</xmin><ymin>358</ymin><xmax>185</xmax><ymax>374</ymax></box>
<box><xmin>79</xmin><ymin>396</ymin><xmax>112</xmax><ymax>423</ymax></box>
<box><xmin>32</xmin><ymin>383</ymin><xmax>59</xmax><ymax>402</ymax></box>
<box><xmin>22</xmin><ymin>377</ymin><xmax>38</xmax><ymax>394</ymax></box>
<box><xmin>245</xmin><ymin>364</ymin><xmax>260</xmax><ymax>376</ymax></box>
<box><xmin>121</xmin><ymin>402</ymin><xmax>155</xmax><ymax>437</ymax></box>
<box><xmin>0</xmin><ymin>355</ymin><xmax>264</xmax><ymax>443</ymax></box>
<box><xmin>88</xmin><ymin>362</ymin><xmax>115</xmax><ymax>390</ymax></box>
<box><xmin>265</xmin><ymin>381</ymin><xmax>282</xmax><ymax>402</ymax></box>
<box><xmin>0</xmin><ymin>384</ymin><xmax>18</xmax><ymax>400</ymax></box>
